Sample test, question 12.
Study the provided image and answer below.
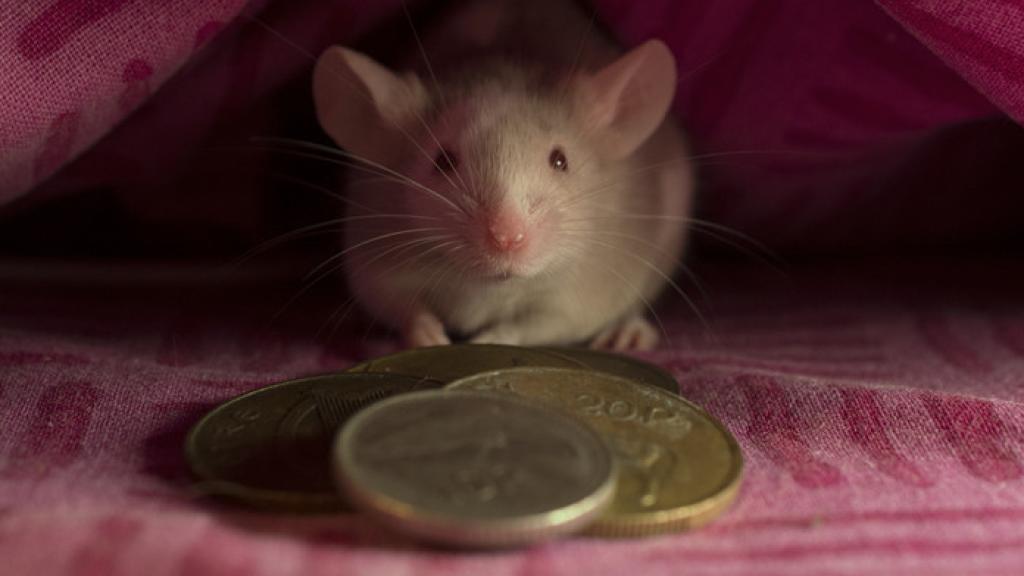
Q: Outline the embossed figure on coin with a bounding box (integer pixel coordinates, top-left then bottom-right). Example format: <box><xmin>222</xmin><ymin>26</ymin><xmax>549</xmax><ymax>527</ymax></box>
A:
<box><xmin>185</xmin><ymin>373</ymin><xmax>440</xmax><ymax>511</ymax></box>
<box><xmin>352</xmin><ymin>401</ymin><xmax>592</xmax><ymax>507</ymax></box>
<box><xmin>611</xmin><ymin>435</ymin><xmax>675</xmax><ymax>508</ymax></box>
<box><xmin>334</xmin><ymin>391</ymin><xmax>616</xmax><ymax>546</ymax></box>
<box><xmin>276</xmin><ymin>383</ymin><xmax>429</xmax><ymax>482</ymax></box>
<box><xmin>207</xmin><ymin>407</ymin><xmax>264</xmax><ymax>467</ymax></box>
<box><xmin>446</xmin><ymin>367</ymin><xmax>743</xmax><ymax>536</ymax></box>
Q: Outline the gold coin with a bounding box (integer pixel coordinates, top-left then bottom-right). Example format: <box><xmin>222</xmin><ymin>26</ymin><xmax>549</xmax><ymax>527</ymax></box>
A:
<box><xmin>185</xmin><ymin>372</ymin><xmax>440</xmax><ymax>511</ymax></box>
<box><xmin>538</xmin><ymin>347</ymin><xmax>679</xmax><ymax>394</ymax></box>
<box><xmin>333</xmin><ymin>390</ymin><xmax>617</xmax><ymax>547</ymax></box>
<box><xmin>346</xmin><ymin>343</ymin><xmax>586</xmax><ymax>383</ymax></box>
<box><xmin>447</xmin><ymin>367</ymin><xmax>743</xmax><ymax>536</ymax></box>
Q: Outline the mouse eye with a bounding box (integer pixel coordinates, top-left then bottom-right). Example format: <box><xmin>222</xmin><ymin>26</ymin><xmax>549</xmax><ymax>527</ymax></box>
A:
<box><xmin>434</xmin><ymin>148</ymin><xmax>459</xmax><ymax>174</ymax></box>
<box><xmin>549</xmin><ymin>147</ymin><xmax>568</xmax><ymax>172</ymax></box>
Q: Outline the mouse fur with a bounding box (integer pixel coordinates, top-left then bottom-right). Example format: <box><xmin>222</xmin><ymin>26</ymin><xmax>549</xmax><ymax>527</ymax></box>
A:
<box><xmin>313</xmin><ymin>0</ymin><xmax>695</xmax><ymax>350</ymax></box>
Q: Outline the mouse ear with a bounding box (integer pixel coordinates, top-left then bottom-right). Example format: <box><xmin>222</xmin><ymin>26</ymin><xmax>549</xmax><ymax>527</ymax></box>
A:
<box><xmin>574</xmin><ymin>40</ymin><xmax>677</xmax><ymax>158</ymax></box>
<box><xmin>313</xmin><ymin>46</ymin><xmax>426</xmax><ymax>163</ymax></box>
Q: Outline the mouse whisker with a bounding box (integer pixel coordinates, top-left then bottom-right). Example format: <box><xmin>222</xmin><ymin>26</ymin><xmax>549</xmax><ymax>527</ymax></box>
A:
<box><xmin>558</xmin><ymin>6</ymin><xmax>598</xmax><ymax>99</ymax></box>
<box><xmin>269</xmin><ymin>172</ymin><xmax>384</xmax><ymax>214</ymax></box>
<box><xmin>552</xmin><ymin>186</ymin><xmax>617</xmax><ymax>213</ymax></box>
<box><xmin>241</xmin><ymin>15</ymin><xmax>475</xmax><ymax>203</ymax></box>
<box><xmin>233</xmin><ymin>214</ymin><xmax>441</xmax><ymax>269</ymax></box>
<box><xmin>563</xmin><ymin>212</ymin><xmax>784</xmax><ymax>271</ymax></box>
<box><xmin>253</xmin><ymin>137</ymin><xmax>469</xmax><ymax>215</ymax></box>
<box><xmin>548</xmin><ymin>164</ymin><xmax>629</xmax><ymax>213</ymax></box>
<box><xmin>563</xmin><ymin>233</ymin><xmax>708</xmax><ymax>331</ymax></box>
<box><xmin>318</xmin><ymin>296</ymin><xmax>361</xmax><ymax>343</ymax></box>
<box><xmin>407</xmin><ymin>120</ymin><xmax>470</xmax><ymax>200</ymax></box>
<box><xmin>354</xmin><ymin>235</ymin><xmax>461</xmax><ymax>289</ymax></box>
<box><xmin>248</xmin><ymin>136</ymin><xmax>349</xmax><ymax>159</ymax></box>
<box><xmin>292</xmin><ymin>233</ymin><xmax>452</xmax><ymax>332</ymax></box>
<box><xmin>214</xmin><ymin>142</ymin><xmax>406</xmax><ymax>187</ymax></box>
<box><xmin>565</xmin><ymin>241</ymin><xmax>674</xmax><ymax>350</ymax></box>
<box><xmin>566</xmin><ymin>212</ymin><xmax>737</xmax><ymax>235</ymax></box>
<box><xmin>397</xmin><ymin>2</ymin><xmax>475</xmax><ymax>198</ymax></box>
<box><xmin>378</xmin><ymin>254</ymin><xmax>462</xmax><ymax>345</ymax></box>
<box><xmin>277</xmin><ymin>234</ymin><xmax>456</xmax><ymax>327</ymax></box>
<box><xmin>231</xmin><ymin>223</ymin><xmax>346</xmax><ymax>270</ymax></box>
<box><xmin>266</xmin><ymin>171</ymin><xmax>356</xmax><ymax>207</ymax></box>
<box><xmin>401</xmin><ymin>1</ymin><xmax>446</xmax><ymax>110</ymax></box>
<box><xmin>304</xmin><ymin>227</ymin><xmax>451</xmax><ymax>283</ymax></box>
<box><xmin>344</xmin><ymin>172</ymin><xmax>470</xmax><ymax>213</ymax></box>
<box><xmin>314</xmin><ymin>236</ymin><xmax>460</xmax><ymax>343</ymax></box>
<box><xmin>568</xmin><ymin>148</ymin><xmax>837</xmax><ymax>203</ymax></box>
<box><xmin>681</xmin><ymin>220</ymin><xmax>785</xmax><ymax>271</ymax></box>
<box><xmin>337</xmin><ymin>234</ymin><xmax>456</xmax><ymax>284</ymax></box>
<box><xmin>325</xmin><ymin>230</ymin><xmax>458</xmax><ymax>291</ymax></box>
<box><xmin>558</xmin><ymin>226</ymin><xmax>711</xmax><ymax>309</ymax></box>
<box><xmin>252</xmin><ymin>143</ymin><xmax>414</xmax><ymax>188</ymax></box>
<box><xmin>272</xmin><ymin>172</ymin><xmax>451</xmax><ymax>231</ymax></box>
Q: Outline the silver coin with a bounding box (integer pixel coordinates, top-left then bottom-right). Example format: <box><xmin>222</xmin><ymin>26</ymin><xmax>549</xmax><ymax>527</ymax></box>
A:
<box><xmin>332</xmin><ymin>390</ymin><xmax>616</xmax><ymax>547</ymax></box>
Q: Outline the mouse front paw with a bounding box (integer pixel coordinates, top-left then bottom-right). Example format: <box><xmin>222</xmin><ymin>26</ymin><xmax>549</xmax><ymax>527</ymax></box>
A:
<box><xmin>590</xmin><ymin>315</ymin><xmax>660</xmax><ymax>351</ymax></box>
<box><xmin>403</xmin><ymin>310</ymin><xmax>451</xmax><ymax>348</ymax></box>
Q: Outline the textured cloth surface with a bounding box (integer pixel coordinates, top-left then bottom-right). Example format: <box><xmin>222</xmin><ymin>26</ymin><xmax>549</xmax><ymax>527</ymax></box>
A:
<box><xmin>2</xmin><ymin>258</ymin><xmax>1024</xmax><ymax>575</ymax></box>
<box><xmin>4</xmin><ymin>0</ymin><xmax>1024</xmax><ymax>574</ymax></box>
<box><xmin>2</xmin><ymin>0</ymin><xmax>1024</xmax><ymax>252</ymax></box>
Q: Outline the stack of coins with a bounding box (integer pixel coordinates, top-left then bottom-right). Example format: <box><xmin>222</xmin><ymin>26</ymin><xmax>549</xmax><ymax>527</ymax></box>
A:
<box><xmin>186</xmin><ymin>344</ymin><xmax>743</xmax><ymax>546</ymax></box>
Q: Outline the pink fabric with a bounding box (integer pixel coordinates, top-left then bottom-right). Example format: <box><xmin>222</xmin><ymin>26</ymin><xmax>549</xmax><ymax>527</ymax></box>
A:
<box><xmin>1</xmin><ymin>0</ymin><xmax>246</xmax><ymax>196</ymax></box>
<box><xmin>3</xmin><ymin>258</ymin><xmax>1024</xmax><ymax>575</ymax></box>
<box><xmin>2</xmin><ymin>0</ymin><xmax>1023</xmax><ymax>251</ymax></box>
<box><xmin>5</xmin><ymin>0</ymin><xmax>1024</xmax><ymax>574</ymax></box>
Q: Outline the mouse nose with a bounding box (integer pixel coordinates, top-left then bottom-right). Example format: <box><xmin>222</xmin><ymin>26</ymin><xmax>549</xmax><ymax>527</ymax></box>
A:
<box><xmin>487</xmin><ymin>211</ymin><xmax>527</xmax><ymax>253</ymax></box>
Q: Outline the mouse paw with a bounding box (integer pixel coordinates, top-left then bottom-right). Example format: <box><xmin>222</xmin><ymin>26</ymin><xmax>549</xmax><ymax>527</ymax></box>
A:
<box><xmin>403</xmin><ymin>311</ymin><xmax>450</xmax><ymax>348</ymax></box>
<box><xmin>590</xmin><ymin>316</ymin><xmax>659</xmax><ymax>351</ymax></box>
<box><xmin>470</xmin><ymin>326</ymin><xmax>521</xmax><ymax>346</ymax></box>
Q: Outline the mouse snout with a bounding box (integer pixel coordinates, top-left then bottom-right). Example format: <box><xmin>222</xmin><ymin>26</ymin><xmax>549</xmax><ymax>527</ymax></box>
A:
<box><xmin>486</xmin><ymin>209</ymin><xmax>527</xmax><ymax>253</ymax></box>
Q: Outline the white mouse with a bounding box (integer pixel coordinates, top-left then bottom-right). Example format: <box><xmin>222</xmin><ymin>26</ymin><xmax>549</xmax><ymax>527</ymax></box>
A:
<box><xmin>312</xmin><ymin>0</ymin><xmax>694</xmax><ymax>350</ymax></box>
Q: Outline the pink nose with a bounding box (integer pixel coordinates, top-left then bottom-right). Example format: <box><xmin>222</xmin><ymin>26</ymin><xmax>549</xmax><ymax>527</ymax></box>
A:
<box><xmin>487</xmin><ymin>212</ymin><xmax>527</xmax><ymax>253</ymax></box>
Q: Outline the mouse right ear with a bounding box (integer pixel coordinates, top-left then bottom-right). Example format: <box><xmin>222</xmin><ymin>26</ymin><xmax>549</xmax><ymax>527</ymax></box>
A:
<box><xmin>573</xmin><ymin>40</ymin><xmax>677</xmax><ymax>159</ymax></box>
<box><xmin>313</xmin><ymin>46</ymin><xmax>426</xmax><ymax>163</ymax></box>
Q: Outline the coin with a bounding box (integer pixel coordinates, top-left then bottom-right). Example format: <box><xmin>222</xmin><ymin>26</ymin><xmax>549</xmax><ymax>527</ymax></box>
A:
<box><xmin>185</xmin><ymin>372</ymin><xmax>440</xmax><ymax>511</ymax></box>
<box><xmin>346</xmin><ymin>343</ymin><xmax>586</xmax><ymax>383</ymax></box>
<box><xmin>447</xmin><ymin>367</ymin><xmax>743</xmax><ymax>536</ymax></box>
<box><xmin>538</xmin><ymin>347</ymin><xmax>679</xmax><ymax>394</ymax></box>
<box><xmin>333</xmin><ymin>390</ymin><xmax>617</xmax><ymax>547</ymax></box>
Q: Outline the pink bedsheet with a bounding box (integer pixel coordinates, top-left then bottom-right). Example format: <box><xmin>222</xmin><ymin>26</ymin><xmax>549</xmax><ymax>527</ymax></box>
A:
<box><xmin>4</xmin><ymin>0</ymin><xmax>1024</xmax><ymax>574</ymax></box>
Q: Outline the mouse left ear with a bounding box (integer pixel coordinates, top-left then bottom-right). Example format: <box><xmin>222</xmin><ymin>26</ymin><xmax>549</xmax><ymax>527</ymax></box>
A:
<box><xmin>313</xmin><ymin>46</ymin><xmax>427</xmax><ymax>163</ymax></box>
<box><xmin>573</xmin><ymin>40</ymin><xmax>677</xmax><ymax>158</ymax></box>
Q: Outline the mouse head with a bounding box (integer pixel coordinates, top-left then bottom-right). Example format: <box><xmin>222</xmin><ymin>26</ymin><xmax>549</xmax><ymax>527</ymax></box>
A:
<box><xmin>314</xmin><ymin>40</ymin><xmax>676</xmax><ymax>280</ymax></box>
